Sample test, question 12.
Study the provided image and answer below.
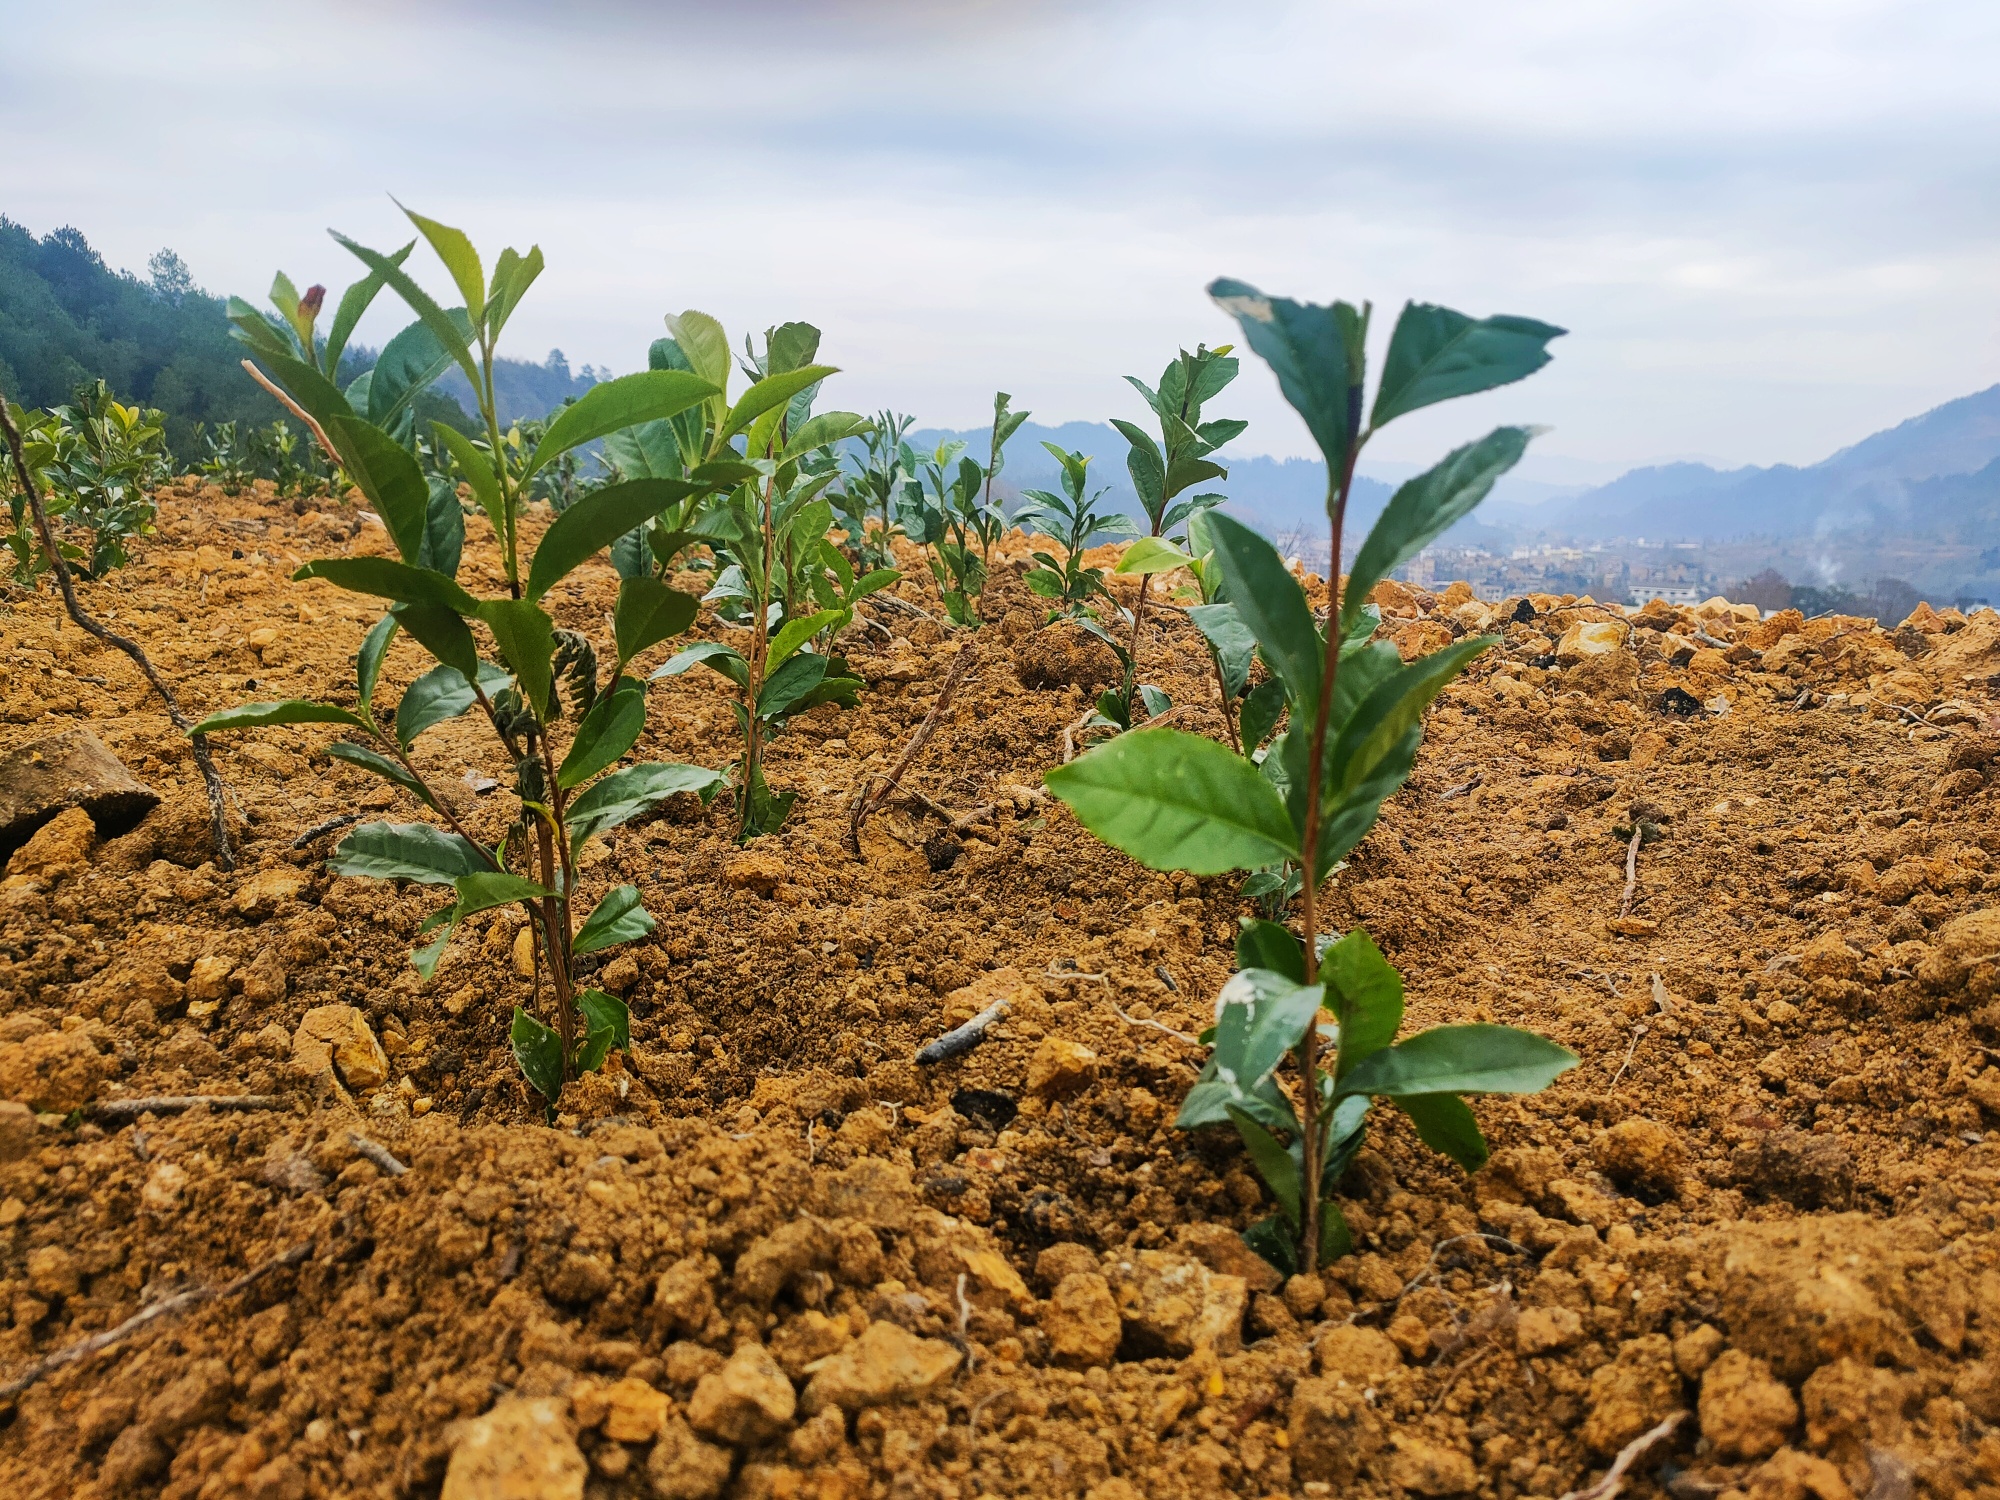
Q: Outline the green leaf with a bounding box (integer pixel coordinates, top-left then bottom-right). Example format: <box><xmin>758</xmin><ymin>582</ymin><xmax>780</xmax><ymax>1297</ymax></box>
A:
<box><xmin>295</xmin><ymin>557</ymin><xmax>480</xmax><ymax>614</ymax></box>
<box><xmin>1370</xmin><ymin>302</ymin><xmax>1565</xmax><ymax>429</ymax></box>
<box><xmin>1205</xmin><ymin>513</ymin><xmax>1320</xmax><ymax>712</ymax></box>
<box><xmin>719</xmin><ymin>365</ymin><xmax>838</xmax><ymax>449</ymax></box>
<box><xmin>1045</xmin><ymin>727</ymin><xmax>1298</xmax><ymax>876</ymax></box>
<box><xmin>573</xmin><ymin>886</ymin><xmax>654</xmax><ymax>956</ymax></box>
<box><xmin>398</xmin><ymin>203</ymin><xmax>484</xmax><ymax>322</ymax></box>
<box><xmin>411</xmin><ymin>911</ymin><xmax>455</xmax><ymax>981</ymax></box>
<box><xmin>511</xmin><ymin>1007</ymin><xmax>565</xmax><ymax>1108</ymax></box>
<box><xmin>768</xmin><ymin>610</ymin><xmax>841</xmax><ymax>671</ymax></box>
<box><xmin>419</xmin><ymin>475</ymin><xmax>465</xmax><ymax>581</ymax></box>
<box><xmin>576</xmin><ymin>988</ymin><xmax>632</xmax><ymax>1052</ymax></box>
<box><xmin>325</xmin><ymin>415</ymin><xmax>431</xmax><ymax>562</ymax></box>
<box><xmin>1330</xmin><ymin>636</ymin><xmax>1494</xmax><ymax>801</ymax></box>
<box><xmin>1343</xmin><ymin>428</ymin><xmax>1533</xmax><ymax>632</ymax></box>
<box><xmin>558</xmin><ymin>679</ymin><xmax>646</xmax><ymax>789</ymax></box>
<box><xmin>1241</xmin><ymin>1216</ymin><xmax>1299</xmax><ymax>1278</ymax></box>
<box><xmin>253</xmin><ymin>349</ymin><xmax>356</xmax><ymax>434</ymax></box>
<box><xmin>190</xmin><ymin>700</ymin><xmax>365</xmax><ymax>734</ymax></box>
<box><xmin>477</xmin><ymin>598</ymin><xmax>557</xmax><ymax>723</ymax></box>
<box><xmin>433</xmin><ymin>422</ymin><xmax>507</xmax><ymax>543</ymax></box>
<box><xmin>565</xmin><ymin>761</ymin><xmax>726</xmax><ymax>847</ymax></box>
<box><xmin>526</xmin><ymin>477</ymin><xmax>705</xmax><ymax>599</ymax></box>
<box><xmin>451</xmin><ymin>870</ymin><xmax>551</xmax><ymax>920</ymax></box>
<box><xmin>525</xmin><ymin>372</ymin><xmax>717</xmax><ymax>479</ymax></box>
<box><xmin>614</xmin><ymin>577</ymin><xmax>699</xmax><ymax>667</ymax></box>
<box><xmin>1208</xmin><ymin>278</ymin><xmax>1366</xmax><ymax>479</ymax></box>
<box><xmin>485</xmin><ymin>245</ymin><xmax>544</xmax><ymax>339</ymax></box>
<box><xmin>785</xmin><ymin>410</ymin><xmax>871</xmax><ymax>459</ymax></box>
<box><xmin>1240</xmin><ymin>678</ymin><xmax>1288</xmax><ymax>755</ymax></box>
<box><xmin>757</xmin><ymin>651</ymin><xmax>830</xmax><ymax>720</ymax></box>
<box><xmin>1188</xmin><ymin>602</ymin><xmax>1255</xmax><ymax>699</ymax></box>
<box><xmin>389</xmin><ymin>602</ymin><xmax>482</xmax><ymax>683</ymax></box>
<box><xmin>328</xmin><ymin>821</ymin><xmax>486</xmax><ymax>884</ymax></box>
<box><xmin>327</xmin><ymin>741</ymin><xmax>434</xmax><ymax>809</ymax></box>
<box><xmin>1322</xmin><ymin>929</ymin><xmax>1404</xmax><ymax>1080</ymax></box>
<box><xmin>395</xmin><ymin>661</ymin><xmax>491</xmax><ymax>749</ymax></box>
<box><xmin>1228</xmin><ymin>1106</ymin><xmax>1301</xmax><ymax>1226</ymax></box>
<box><xmin>1319</xmin><ymin>1200</ymin><xmax>1355</xmax><ymax>1266</ymax></box>
<box><xmin>366</xmin><ymin>313</ymin><xmax>467</xmax><ymax>432</ymax></box>
<box><xmin>1116</xmin><ymin>536</ymin><xmax>1192</xmax><ymax>575</ymax></box>
<box><xmin>332</xmin><ymin>232</ymin><xmax>479</xmax><ymax>389</ymax></box>
<box><xmin>1394</xmin><ymin>1094</ymin><xmax>1489</xmax><ymax>1172</ymax></box>
<box><xmin>651</xmin><ymin>641</ymin><xmax>748</xmax><ymax>688</ymax></box>
<box><xmin>324</xmin><ymin>241</ymin><xmax>412</xmax><ymax>377</ymax></box>
<box><xmin>1213</xmin><ymin>968</ymin><xmax>1324</xmax><ymax>1099</ymax></box>
<box><xmin>1236</xmin><ymin>920</ymin><xmax>1304</xmax><ymax>983</ymax></box>
<box><xmin>356</xmin><ymin>614</ymin><xmax>398</xmax><ymax>714</ymax></box>
<box><xmin>1335</xmin><ymin>1024</ymin><xmax>1580</xmax><ymax>1099</ymax></box>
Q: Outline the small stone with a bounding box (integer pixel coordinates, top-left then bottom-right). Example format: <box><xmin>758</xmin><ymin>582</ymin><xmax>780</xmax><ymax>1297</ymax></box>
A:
<box><xmin>140</xmin><ymin>1358</ymin><xmax>233</xmax><ymax>1437</ymax></box>
<box><xmin>600</xmin><ymin>1377</ymin><xmax>670</xmax><ymax>1444</ymax></box>
<box><xmin>512</xmin><ymin>926</ymin><xmax>535</xmax><ymax>978</ymax></box>
<box><xmin>721</xmin><ymin>851</ymin><xmax>788</xmax><ymax>895</ymax></box>
<box><xmin>1104</xmin><ymin>1249</ymin><xmax>1245</xmax><ymax>1357</ymax></box>
<box><xmin>1593</xmin><ymin>1117</ymin><xmax>1685</xmax><ymax>1197</ymax></box>
<box><xmin>786</xmin><ymin>1407</ymin><xmax>848</xmax><ymax>1467</ymax></box>
<box><xmin>1556</xmin><ymin>619</ymin><xmax>1626</xmax><ymax>664</ymax></box>
<box><xmin>142</xmin><ymin>1160</ymin><xmax>188</xmax><ymax>1211</ymax></box>
<box><xmin>4</xmin><ymin>805</ymin><xmax>96</xmax><ymax>880</ymax></box>
<box><xmin>1043</xmin><ymin>1272</ymin><xmax>1121</xmax><ymax>1368</ymax></box>
<box><xmin>800</xmin><ymin>1319</ymin><xmax>960</xmax><ymax>1414</ymax></box>
<box><xmin>1026</xmin><ymin>1037</ymin><xmax>1098</xmax><ymax>1100</ymax></box>
<box><xmin>1700</xmin><ymin>1348</ymin><xmax>1799</xmax><ymax>1461</ymax></box>
<box><xmin>647</xmin><ymin>1415</ymin><xmax>732</xmax><ymax>1500</ymax></box>
<box><xmin>235</xmin><ymin>947</ymin><xmax>288</xmax><ymax>1006</ymax></box>
<box><xmin>1035</xmin><ymin>1241</ymin><xmax>1100</xmax><ymax>1289</ymax></box>
<box><xmin>1674</xmin><ymin>1323</ymin><xmax>1726</xmax><ymax>1379</ymax></box>
<box><xmin>187</xmin><ymin>953</ymin><xmax>233</xmax><ymax>1004</ymax></box>
<box><xmin>0</xmin><ymin>728</ymin><xmax>156</xmax><ymax>852</ymax></box>
<box><xmin>770</xmin><ymin>1311</ymin><xmax>851</xmax><ymax>1379</ymax></box>
<box><xmin>1386</xmin><ymin>1312</ymin><xmax>1432</xmax><ymax>1360</ymax></box>
<box><xmin>1288</xmin><ymin>1376</ymin><xmax>1385</xmax><ymax>1485</ymax></box>
<box><xmin>1315</xmin><ymin>1324</ymin><xmax>1403</xmax><ymax>1383</ymax></box>
<box><xmin>600</xmin><ymin>952</ymin><xmax>641</xmax><ymax>994</ymax></box>
<box><xmin>1385</xmin><ymin>1434</ymin><xmax>1479</xmax><ymax>1495</ymax></box>
<box><xmin>234</xmin><ymin>867</ymin><xmax>307</xmax><ymax>919</ymax></box>
<box><xmin>292</xmin><ymin>1004</ymin><xmax>390</xmax><ymax>1092</ymax></box>
<box><xmin>1517</xmin><ymin>1305</ymin><xmax>1584</xmax><ymax>1355</ymax></box>
<box><xmin>26</xmin><ymin>1244</ymin><xmax>80</xmax><ymax>1299</ymax></box>
<box><xmin>1174</xmin><ymin>1222</ymin><xmax>1282</xmax><ymax>1295</ymax></box>
<box><xmin>441</xmin><ymin>1397</ymin><xmax>586</xmax><ymax>1500</ymax></box>
<box><xmin>687</xmin><ymin>1343</ymin><xmax>795</xmax><ymax>1444</ymax></box>
<box><xmin>1282</xmin><ymin>1273</ymin><xmax>1327</xmax><ymax>1320</ymax></box>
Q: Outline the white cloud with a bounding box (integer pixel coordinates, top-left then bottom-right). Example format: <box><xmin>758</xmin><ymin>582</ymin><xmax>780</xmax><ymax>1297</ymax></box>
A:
<box><xmin>3</xmin><ymin>0</ymin><xmax>1997</xmax><ymax>470</ymax></box>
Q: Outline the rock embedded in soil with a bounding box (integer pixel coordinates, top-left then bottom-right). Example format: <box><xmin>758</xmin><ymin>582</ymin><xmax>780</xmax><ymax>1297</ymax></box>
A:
<box><xmin>686</xmin><ymin>1343</ymin><xmax>796</xmax><ymax>1444</ymax></box>
<box><xmin>647</xmin><ymin>1416</ymin><xmax>733</xmax><ymax>1500</ymax></box>
<box><xmin>2</xmin><ymin>804</ymin><xmax>96</xmax><ymax>882</ymax></box>
<box><xmin>440</xmin><ymin>1397</ymin><xmax>587</xmax><ymax>1500</ymax></box>
<box><xmin>0</xmin><ymin>1027</ymin><xmax>113</xmax><ymax>1111</ymax></box>
<box><xmin>799</xmin><ymin>1319</ymin><xmax>961</xmax><ymax>1414</ymax></box>
<box><xmin>1104</xmin><ymin>1247</ymin><xmax>1247</xmax><ymax>1358</ymax></box>
<box><xmin>1699</xmin><ymin>1348</ymin><xmax>1800</xmax><ymax>1460</ymax></box>
<box><xmin>291</xmin><ymin>1003</ymin><xmax>390</xmax><ymax>1092</ymax></box>
<box><xmin>1593</xmin><ymin>1116</ymin><xmax>1685</xmax><ymax>1197</ymax></box>
<box><xmin>1581</xmin><ymin>1333</ymin><xmax>1686</xmax><ymax>1457</ymax></box>
<box><xmin>1026</xmin><ymin>1036</ymin><xmax>1099</xmax><ymax>1100</ymax></box>
<box><xmin>1043</xmin><ymin>1271</ymin><xmax>1122</xmax><ymax>1367</ymax></box>
<box><xmin>0</xmin><ymin>727</ymin><xmax>156</xmax><ymax>854</ymax></box>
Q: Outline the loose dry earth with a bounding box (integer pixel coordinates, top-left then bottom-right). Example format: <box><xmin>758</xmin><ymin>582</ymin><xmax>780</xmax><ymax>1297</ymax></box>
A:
<box><xmin>3</xmin><ymin>479</ymin><xmax>2000</xmax><ymax>1500</ymax></box>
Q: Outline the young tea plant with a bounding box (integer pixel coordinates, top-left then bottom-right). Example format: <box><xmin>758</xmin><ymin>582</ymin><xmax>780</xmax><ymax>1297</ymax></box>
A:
<box><xmin>195</xmin><ymin>207</ymin><xmax>731</xmax><ymax>1118</ymax></box>
<box><xmin>834</xmin><ymin>411</ymin><xmax>915</xmax><ymax>573</ymax></box>
<box><xmin>1048</xmin><ymin>282</ymin><xmax>1579</xmax><ymax>1272</ymax></box>
<box><xmin>3</xmin><ymin>381</ymin><xmax>172</xmax><ymax>582</ymax></box>
<box><xmin>1018</xmin><ymin>443</ymin><xmax>1130</xmax><ymax>620</ymax></box>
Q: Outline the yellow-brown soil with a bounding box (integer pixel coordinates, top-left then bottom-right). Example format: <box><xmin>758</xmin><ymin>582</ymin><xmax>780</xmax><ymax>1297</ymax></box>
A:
<box><xmin>2</xmin><ymin>480</ymin><xmax>1999</xmax><ymax>1499</ymax></box>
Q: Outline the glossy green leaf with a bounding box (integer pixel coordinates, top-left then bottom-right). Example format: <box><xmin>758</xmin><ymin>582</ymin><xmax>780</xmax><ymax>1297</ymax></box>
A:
<box><xmin>325</xmin><ymin>415</ymin><xmax>429</xmax><ymax>564</ymax></box>
<box><xmin>1322</xmin><ymin>929</ymin><xmax>1403</xmax><ymax>1079</ymax></box>
<box><xmin>477</xmin><ymin>598</ymin><xmax>556</xmax><ymax>723</ymax></box>
<box><xmin>559</xmin><ymin>680</ymin><xmax>646</xmax><ymax>789</ymax></box>
<box><xmin>1242</xmin><ymin>1216</ymin><xmax>1298</xmax><ymax>1278</ymax></box>
<box><xmin>785</xmin><ymin>410</ymin><xmax>871</xmax><ymax>459</ymax></box>
<box><xmin>1370</xmin><ymin>302</ymin><xmax>1565</xmax><ymax>429</ymax></box>
<box><xmin>451</xmin><ymin>869</ymin><xmax>551</xmax><ymax>920</ymax></box>
<box><xmin>1214</xmin><ymin>968</ymin><xmax>1324</xmax><ymax>1096</ymax></box>
<box><xmin>418</xmin><ymin>476</ymin><xmax>465</xmax><ymax>581</ymax></box>
<box><xmin>757</xmin><ymin>651</ymin><xmax>829</xmax><ymax>720</ymax></box>
<box><xmin>485</xmin><ymin>245</ymin><xmax>544</xmax><ymax>339</ymax></box>
<box><xmin>1335</xmin><ymin>1024</ymin><xmax>1580</xmax><ymax>1099</ymax></box>
<box><xmin>1188</xmin><ymin>602</ymin><xmax>1255</xmax><ymax>698</ymax></box>
<box><xmin>614</xmin><ymin>577</ymin><xmax>699</xmax><ymax>667</ymax></box>
<box><xmin>328</xmin><ymin>821</ymin><xmax>487</xmax><ymax>884</ymax></box>
<box><xmin>651</xmin><ymin>641</ymin><xmax>748</xmax><ymax>688</ymax></box>
<box><xmin>1343</xmin><ymin>428</ymin><xmax>1533</xmax><ymax>631</ymax></box>
<box><xmin>1394</xmin><ymin>1093</ymin><xmax>1489</xmax><ymax>1172</ymax></box>
<box><xmin>366</xmin><ymin>313</ymin><xmax>466</xmax><ymax>431</ymax></box>
<box><xmin>410</xmin><ymin>910</ymin><xmax>455</xmax><ymax>981</ymax></box>
<box><xmin>327</xmin><ymin>741</ymin><xmax>434</xmax><ymax>808</ymax></box>
<box><xmin>295</xmin><ymin>557</ymin><xmax>480</xmax><ymax>614</ymax></box>
<box><xmin>331</xmin><ymin>232</ymin><xmax>479</xmax><ymax>388</ymax></box>
<box><xmin>1319</xmin><ymin>1201</ymin><xmax>1355</xmax><ymax>1265</ymax></box>
<box><xmin>511</xmin><ymin>1007</ymin><xmax>565</xmax><ymax>1107</ymax></box>
<box><xmin>1331</xmin><ymin>636</ymin><xmax>1494</xmax><ymax>800</ymax></box>
<box><xmin>719</xmin><ymin>365</ymin><xmax>837</xmax><ymax>448</ymax></box>
<box><xmin>1045</xmin><ymin>727</ymin><xmax>1298</xmax><ymax>876</ymax></box>
<box><xmin>394</xmin><ymin>661</ymin><xmax>500</xmax><ymax>750</ymax></box>
<box><xmin>526</xmin><ymin>478</ymin><xmax>704</xmax><ymax>599</ymax></box>
<box><xmin>190</xmin><ymin>700</ymin><xmax>365</xmax><ymax>734</ymax></box>
<box><xmin>1204</xmin><ymin>513</ymin><xmax>1320</xmax><ymax>712</ymax></box>
<box><xmin>324</xmin><ymin>240</ymin><xmax>414</xmax><ymax>376</ymax></box>
<box><xmin>573</xmin><ymin>887</ymin><xmax>654</xmax><ymax>956</ymax></box>
<box><xmin>525</xmin><ymin>371</ymin><xmax>717</xmax><ymax>479</ymax></box>
<box><xmin>398</xmin><ymin>204</ymin><xmax>484</xmax><ymax>322</ymax></box>
<box><xmin>432</xmin><ymin>422</ymin><xmax>507</xmax><ymax>544</ymax></box>
<box><xmin>356</xmin><ymin>615</ymin><xmax>398</xmax><ymax>714</ymax></box>
<box><xmin>1236</xmin><ymin>920</ymin><xmax>1305</xmax><ymax>983</ymax></box>
<box><xmin>1240</xmin><ymin>678</ymin><xmax>1288</xmax><ymax>755</ymax></box>
<box><xmin>575</xmin><ymin>989</ymin><xmax>630</xmax><ymax>1073</ymax></box>
<box><xmin>565</xmin><ymin>761</ymin><xmax>726</xmax><ymax>846</ymax></box>
<box><xmin>1116</xmin><ymin>536</ymin><xmax>1192</xmax><ymax>575</ymax></box>
<box><xmin>1229</xmin><ymin>1106</ymin><xmax>1302</xmax><ymax>1225</ymax></box>
<box><xmin>1208</xmin><ymin>278</ymin><xmax>1365</xmax><ymax>478</ymax></box>
<box><xmin>389</xmin><ymin>602</ymin><xmax>482</xmax><ymax>683</ymax></box>
<box><xmin>768</xmin><ymin>610</ymin><xmax>841</xmax><ymax>671</ymax></box>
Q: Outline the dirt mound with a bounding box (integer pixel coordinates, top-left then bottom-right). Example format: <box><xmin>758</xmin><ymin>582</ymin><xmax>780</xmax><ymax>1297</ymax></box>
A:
<box><xmin>3</xmin><ymin>485</ymin><xmax>2000</xmax><ymax>1497</ymax></box>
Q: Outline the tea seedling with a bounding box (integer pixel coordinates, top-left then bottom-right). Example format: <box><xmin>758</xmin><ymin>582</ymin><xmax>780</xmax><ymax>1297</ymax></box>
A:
<box><xmin>4</xmin><ymin>381</ymin><xmax>171</xmax><ymax>582</ymax></box>
<box><xmin>1048</xmin><ymin>282</ymin><xmax>1579</xmax><ymax>1271</ymax></box>
<box><xmin>195</xmin><ymin>207</ymin><xmax>730</xmax><ymax>1117</ymax></box>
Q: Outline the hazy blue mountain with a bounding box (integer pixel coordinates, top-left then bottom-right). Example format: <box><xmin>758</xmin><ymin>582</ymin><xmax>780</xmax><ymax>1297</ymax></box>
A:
<box><xmin>435</xmin><ymin>349</ymin><xmax>600</xmax><ymax>426</ymax></box>
<box><xmin>1547</xmin><ymin>384</ymin><xmax>2000</xmax><ymax>541</ymax></box>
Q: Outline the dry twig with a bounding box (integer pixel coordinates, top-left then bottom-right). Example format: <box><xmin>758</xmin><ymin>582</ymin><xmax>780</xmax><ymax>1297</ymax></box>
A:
<box><xmin>0</xmin><ymin>1241</ymin><xmax>312</xmax><ymax>1402</ymax></box>
<box><xmin>292</xmin><ymin>813</ymin><xmax>362</xmax><ymax>849</ymax></box>
<box><xmin>347</xmin><ymin>1133</ymin><xmax>409</xmax><ymax>1176</ymax></box>
<box><xmin>1618</xmin><ymin>824</ymin><xmax>1643</xmax><ymax>917</ymax></box>
<box><xmin>0</xmin><ymin>400</ymin><xmax>236</xmax><ymax>869</ymax></box>
<box><xmin>239</xmin><ymin>360</ymin><xmax>340</xmax><ymax>465</ymax></box>
<box><xmin>1112</xmin><ymin>1004</ymin><xmax>1201</xmax><ymax>1046</ymax></box>
<box><xmin>916</xmin><ymin>999</ymin><xmax>1008</xmax><ymax>1065</ymax></box>
<box><xmin>1558</xmin><ymin>1411</ymin><xmax>1685</xmax><ymax>1500</ymax></box>
<box><xmin>92</xmin><ymin>1095</ymin><xmax>286</xmax><ymax>1124</ymax></box>
<box><xmin>848</xmin><ymin>650</ymin><xmax>973</xmax><ymax>856</ymax></box>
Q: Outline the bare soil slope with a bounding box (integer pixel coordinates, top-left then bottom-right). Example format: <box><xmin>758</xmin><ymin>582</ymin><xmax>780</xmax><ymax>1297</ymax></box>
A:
<box><xmin>2</xmin><ymin>480</ymin><xmax>1999</xmax><ymax>1499</ymax></box>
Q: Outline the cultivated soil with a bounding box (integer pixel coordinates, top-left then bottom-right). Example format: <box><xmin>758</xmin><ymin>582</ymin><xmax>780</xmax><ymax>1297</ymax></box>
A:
<box><xmin>3</xmin><ymin>479</ymin><xmax>2000</xmax><ymax>1500</ymax></box>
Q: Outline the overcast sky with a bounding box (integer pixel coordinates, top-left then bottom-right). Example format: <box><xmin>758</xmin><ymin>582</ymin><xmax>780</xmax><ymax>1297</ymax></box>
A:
<box><xmin>6</xmin><ymin>0</ymin><xmax>1998</xmax><ymax>480</ymax></box>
